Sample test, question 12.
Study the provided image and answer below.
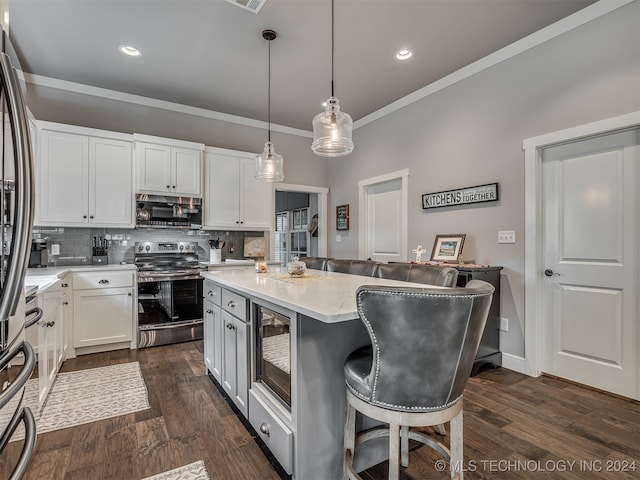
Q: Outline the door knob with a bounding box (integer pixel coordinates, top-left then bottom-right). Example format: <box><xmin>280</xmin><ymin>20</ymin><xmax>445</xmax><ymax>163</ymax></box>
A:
<box><xmin>544</xmin><ymin>269</ymin><xmax>560</xmax><ymax>277</ymax></box>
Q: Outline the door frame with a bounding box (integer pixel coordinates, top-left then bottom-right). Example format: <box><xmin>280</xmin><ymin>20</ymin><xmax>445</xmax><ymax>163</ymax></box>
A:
<box><xmin>357</xmin><ymin>169</ymin><xmax>409</xmax><ymax>260</ymax></box>
<box><xmin>274</xmin><ymin>183</ymin><xmax>330</xmax><ymax>257</ymax></box>
<box><xmin>522</xmin><ymin>111</ymin><xmax>640</xmax><ymax>377</ymax></box>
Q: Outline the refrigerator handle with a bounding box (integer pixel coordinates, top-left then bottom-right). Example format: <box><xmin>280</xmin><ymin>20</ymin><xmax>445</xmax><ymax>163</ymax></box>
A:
<box><xmin>0</xmin><ymin>405</ymin><xmax>36</xmax><ymax>480</ymax></box>
<box><xmin>0</xmin><ymin>52</ymin><xmax>34</xmax><ymax>321</ymax></box>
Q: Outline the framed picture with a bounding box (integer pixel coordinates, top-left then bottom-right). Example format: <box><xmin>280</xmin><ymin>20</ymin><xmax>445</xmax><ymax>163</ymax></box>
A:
<box><xmin>336</xmin><ymin>204</ymin><xmax>350</xmax><ymax>231</ymax></box>
<box><xmin>430</xmin><ymin>234</ymin><xmax>466</xmax><ymax>262</ymax></box>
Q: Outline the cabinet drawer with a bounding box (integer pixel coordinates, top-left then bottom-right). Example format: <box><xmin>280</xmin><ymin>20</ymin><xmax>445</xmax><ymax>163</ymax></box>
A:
<box><xmin>204</xmin><ymin>281</ymin><xmax>222</xmax><ymax>306</ymax></box>
<box><xmin>73</xmin><ymin>271</ymin><xmax>134</xmax><ymax>290</ymax></box>
<box><xmin>221</xmin><ymin>288</ymin><xmax>247</xmax><ymax>322</ymax></box>
<box><xmin>249</xmin><ymin>389</ymin><xmax>293</xmax><ymax>474</ymax></box>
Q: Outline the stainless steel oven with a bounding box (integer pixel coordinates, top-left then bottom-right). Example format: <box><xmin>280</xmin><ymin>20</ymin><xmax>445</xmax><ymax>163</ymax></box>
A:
<box><xmin>255</xmin><ymin>303</ymin><xmax>292</xmax><ymax>409</ymax></box>
<box><xmin>136</xmin><ymin>242</ymin><xmax>204</xmax><ymax>348</ymax></box>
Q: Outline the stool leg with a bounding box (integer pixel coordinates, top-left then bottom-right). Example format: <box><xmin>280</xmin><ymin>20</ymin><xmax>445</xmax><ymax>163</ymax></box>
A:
<box><xmin>437</xmin><ymin>423</ymin><xmax>447</xmax><ymax>435</ymax></box>
<box><xmin>389</xmin><ymin>423</ymin><xmax>400</xmax><ymax>480</ymax></box>
<box><xmin>343</xmin><ymin>399</ymin><xmax>356</xmax><ymax>480</ymax></box>
<box><xmin>450</xmin><ymin>409</ymin><xmax>463</xmax><ymax>480</ymax></box>
<box><xmin>400</xmin><ymin>426</ymin><xmax>409</xmax><ymax>467</ymax></box>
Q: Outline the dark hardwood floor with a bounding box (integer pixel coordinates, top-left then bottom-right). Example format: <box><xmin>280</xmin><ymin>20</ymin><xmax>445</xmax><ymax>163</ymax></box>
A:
<box><xmin>1</xmin><ymin>341</ymin><xmax>638</xmax><ymax>479</ymax></box>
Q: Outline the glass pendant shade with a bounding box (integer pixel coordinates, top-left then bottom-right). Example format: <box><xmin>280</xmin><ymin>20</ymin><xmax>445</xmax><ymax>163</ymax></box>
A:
<box><xmin>311</xmin><ymin>97</ymin><xmax>353</xmax><ymax>157</ymax></box>
<box><xmin>255</xmin><ymin>141</ymin><xmax>284</xmax><ymax>182</ymax></box>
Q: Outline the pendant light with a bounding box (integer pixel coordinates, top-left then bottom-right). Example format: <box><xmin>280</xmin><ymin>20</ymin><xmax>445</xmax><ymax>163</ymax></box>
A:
<box><xmin>311</xmin><ymin>0</ymin><xmax>353</xmax><ymax>157</ymax></box>
<box><xmin>255</xmin><ymin>29</ymin><xmax>285</xmax><ymax>182</ymax></box>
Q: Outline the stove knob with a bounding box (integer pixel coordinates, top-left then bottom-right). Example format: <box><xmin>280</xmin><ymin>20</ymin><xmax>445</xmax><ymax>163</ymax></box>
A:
<box><xmin>138</xmin><ymin>245</ymin><xmax>144</xmax><ymax>252</ymax></box>
<box><xmin>145</xmin><ymin>244</ymin><xmax>150</xmax><ymax>251</ymax></box>
<box><xmin>179</xmin><ymin>245</ymin><xmax>184</xmax><ymax>251</ymax></box>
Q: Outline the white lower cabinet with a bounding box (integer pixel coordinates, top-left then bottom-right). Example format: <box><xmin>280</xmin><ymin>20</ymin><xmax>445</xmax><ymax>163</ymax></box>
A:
<box><xmin>221</xmin><ymin>310</ymin><xmax>249</xmax><ymax>416</ymax></box>
<box><xmin>72</xmin><ymin>271</ymin><xmax>135</xmax><ymax>350</ymax></box>
<box><xmin>204</xmin><ymin>298</ymin><xmax>222</xmax><ymax>382</ymax></box>
<box><xmin>37</xmin><ymin>280</ymin><xmax>64</xmax><ymax>409</ymax></box>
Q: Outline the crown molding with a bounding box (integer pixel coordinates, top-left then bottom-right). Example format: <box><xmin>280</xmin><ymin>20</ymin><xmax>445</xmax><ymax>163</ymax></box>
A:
<box><xmin>24</xmin><ymin>72</ymin><xmax>313</xmax><ymax>139</ymax></box>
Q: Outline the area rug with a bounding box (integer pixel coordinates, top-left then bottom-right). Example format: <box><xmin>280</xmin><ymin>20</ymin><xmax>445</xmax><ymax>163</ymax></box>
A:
<box><xmin>4</xmin><ymin>361</ymin><xmax>149</xmax><ymax>442</ymax></box>
<box><xmin>142</xmin><ymin>460</ymin><xmax>210</xmax><ymax>480</ymax></box>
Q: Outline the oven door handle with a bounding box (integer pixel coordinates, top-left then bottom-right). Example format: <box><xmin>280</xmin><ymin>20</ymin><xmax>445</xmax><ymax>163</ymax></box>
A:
<box><xmin>0</xmin><ymin>405</ymin><xmax>37</xmax><ymax>480</ymax></box>
<box><xmin>0</xmin><ymin>341</ymin><xmax>36</xmax><ymax>409</ymax></box>
<box><xmin>139</xmin><ymin>320</ymin><xmax>203</xmax><ymax>331</ymax></box>
<box><xmin>24</xmin><ymin>306</ymin><xmax>43</xmax><ymax>328</ymax></box>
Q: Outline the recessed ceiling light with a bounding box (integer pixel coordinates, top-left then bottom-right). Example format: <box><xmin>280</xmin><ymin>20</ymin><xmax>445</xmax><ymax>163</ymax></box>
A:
<box><xmin>395</xmin><ymin>49</ymin><xmax>413</xmax><ymax>60</ymax></box>
<box><xmin>119</xmin><ymin>45</ymin><xmax>142</xmax><ymax>57</ymax></box>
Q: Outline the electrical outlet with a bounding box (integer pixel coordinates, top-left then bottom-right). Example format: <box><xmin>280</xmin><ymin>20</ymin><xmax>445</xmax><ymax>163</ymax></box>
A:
<box><xmin>500</xmin><ymin>317</ymin><xmax>509</xmax><ymax>332</ymax></box>
<box><xmin>51</xmin><ymin>244</ymin><xmax>60</xmax><ymax>255</ymax></box>
<box><xmin>498</xmin><ymin>230</ymin><xmax>516</xmax><ymax>244</ymax></box>
<box><xmin>336</xmin><ymin>235</ymin><xmax>342</xmax><ymax>242</ymax></box>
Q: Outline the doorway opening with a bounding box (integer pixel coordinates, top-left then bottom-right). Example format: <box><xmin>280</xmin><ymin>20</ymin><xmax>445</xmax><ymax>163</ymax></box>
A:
<box><xmin>274</xmin><ymin>184</ymin><xmax>329</xmax><ymax>266</ymax></box>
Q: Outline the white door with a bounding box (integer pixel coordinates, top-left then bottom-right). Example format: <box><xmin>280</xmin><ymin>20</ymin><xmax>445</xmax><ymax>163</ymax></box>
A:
<box><xmin>541</xmin><ymin>128</ymin><xmax>639</xmax><ymax>400</ymax></box>
<box><xmin>358</xmin><ymin>170</ymin><xmax>408</xmax><ymax>263</ymax></box>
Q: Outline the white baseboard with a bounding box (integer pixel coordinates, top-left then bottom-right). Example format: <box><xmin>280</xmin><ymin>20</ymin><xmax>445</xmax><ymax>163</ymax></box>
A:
<box><xmin>501</xmin><ymin>353</ymin><xmax>527</xmax><ymax>375</ymax></box>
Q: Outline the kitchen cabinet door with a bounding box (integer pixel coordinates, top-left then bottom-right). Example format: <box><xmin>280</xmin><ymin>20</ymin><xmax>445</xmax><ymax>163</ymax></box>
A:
<box><xmin>136</xmin><ymin>142</ymin><xmax>172</xmax><ymax>194</ymax></box>
<box><xmin>221</xmin><ymin>310</ymin><xmax>249</xmax><ymax>417</ymax></box>
<box><xmin>37</xmin><ymin>129</ymin><xmax>89</xmax><ymax>225</ymax></box>
<box><xmin>172</xmin><ymin>146</ymin><xmax>202</xmax><ymax>196</ymax></box>
<box><xmin>204</xmin><ymin>148</ymin><xmax>273</xmax><ymax>230</ymax></box>
<box><xmin>204</xmin><ymin>299</ymin><xmax>223</xmax><ymax>382</ymax></box>
<box><xmin>240</xmin><ymin>157</ymin><xmax>272</xmax><ymax>229</ymax></box>
<box><xmin>89</xmin><ymin>137</ymin><xmax>134</xmax><ymax>226</ymax></box>
<box><xmin>136</xmin><ymin>141</ymin><xmax>202</xmax><ymax>196</ymax></box>
<box><xmin>73</xmin><ymin>287</ymin><xmax>134</xmax><ymax>348</ymax></box>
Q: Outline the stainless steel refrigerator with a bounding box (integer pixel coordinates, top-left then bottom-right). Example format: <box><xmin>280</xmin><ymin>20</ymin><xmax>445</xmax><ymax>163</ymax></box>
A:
<box><xmin>0</xmin><ymin>26</ymin><xmax>37</xmax><ymax>479</ymax></box>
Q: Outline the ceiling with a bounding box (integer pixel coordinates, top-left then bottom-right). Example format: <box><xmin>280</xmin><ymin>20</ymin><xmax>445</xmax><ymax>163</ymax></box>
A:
<box><xmin>8</xmin><ymin>0</ymin><xmax>597</xmax><ymax>133</ymax></box>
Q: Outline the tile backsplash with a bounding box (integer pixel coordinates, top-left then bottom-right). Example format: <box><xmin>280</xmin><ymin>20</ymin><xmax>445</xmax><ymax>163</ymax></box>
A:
<box><xmin>32</xmin><ymin>227</ymin><xmax>268</xmax><ymax>266</ymax></box>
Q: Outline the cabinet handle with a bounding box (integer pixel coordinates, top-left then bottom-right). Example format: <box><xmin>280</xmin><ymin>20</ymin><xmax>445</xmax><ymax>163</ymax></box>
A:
<box><xmin>61</xmin><ymin>283</ymin><xmax>69</xmax><ymax>288</ymax></box>
<box><xmin>89</xmin><ymin>215</ymin><xmax>94</xmax><ymax>219</ymax></box>
<box><xmin>45</xmin><ymin>321</ymin><xmax>55</xmax><ymax>327</ymax></box>
<box><xmin>63</xmin><ymin>301</ymin><xmax>69</xmax><ymax>305</ymax></box>
<box><xmin>260</xmin><ymin>423</ymin><xmax>270</xmax><ymax>436</ymax></box>
<box><xmin>98</xmin><ymin>279</ymin><xmax>110</xmax><ymax>284</ymax></box>
<box><xmin>83</xmin><ymin>215</ymin><xmax>87</xmax><ymax>219</ymax></box>
<box><xmin>166</xmin><ymin>185</ymin><xmax>170</xmax><ymax>190</ymax></box>
<box><xmin>227</xmin><ymin>301</ymin><xmax>236</xmax><ymax>308</ymax></box>
<box><xmin>172</xmin><ymin>185</ymin><xmax>176</xmax><ymax>189</ymax></box>
<box><xmin>128</xmin><ymin>292</ymin><xmax>132</xmax><ymax>296</ymax></box>
<box><xmin>206</xmin><ymin>309</ymin><xmax>213</xmax><ymax>314</ymax></box>
<box><xmin>207</xmin><ymin>290</ymin><xmax>214</xmax><ymax>296</ymax></box>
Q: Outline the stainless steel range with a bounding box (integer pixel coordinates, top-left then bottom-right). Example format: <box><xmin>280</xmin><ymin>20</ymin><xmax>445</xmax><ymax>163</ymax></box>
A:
<box><xmin>135</xmin><ymin>241</ymin><xmax>204</xmax><ymax>348</ymax></box>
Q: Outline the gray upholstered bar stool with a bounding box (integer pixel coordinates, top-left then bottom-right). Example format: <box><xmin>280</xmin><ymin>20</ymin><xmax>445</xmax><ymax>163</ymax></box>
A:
<box><xmin>298</xmin><ymin>256</ymin><xmax>331</xmax><ymax>270</ymax></box>
<box><xmin>326</xmin><ymin>259</ymin><xmax>380</xmax><ymax>276</ymax></box>
<box><xmin>343</xmin><ymin>280</ymin><xmax>494</xmax><ymax>480</ymax></box>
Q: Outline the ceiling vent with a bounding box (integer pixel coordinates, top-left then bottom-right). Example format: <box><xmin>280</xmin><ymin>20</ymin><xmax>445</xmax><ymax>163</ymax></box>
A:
<box><xmin>224</xmin><ymin>0</ymin><xmax>267</xmax><ymax>14</ymax></box>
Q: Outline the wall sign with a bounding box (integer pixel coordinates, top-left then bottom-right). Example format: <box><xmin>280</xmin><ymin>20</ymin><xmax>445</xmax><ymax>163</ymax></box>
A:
<box><xmin>422</xmin><ymin>182</ymin><xmax>499</xmax><ymax>210</ymax></box>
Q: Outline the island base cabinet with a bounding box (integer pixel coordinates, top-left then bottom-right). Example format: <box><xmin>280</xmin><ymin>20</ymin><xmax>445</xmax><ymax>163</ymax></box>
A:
<box><xmin>221</xmin><ymin>310</ymin><xmax>249</xmax><ymax>417</ymax></box>
<box><xmin>249</xmin><ymin>389</ymin><xmax>293</xmax><ymax>475</ymax></box>
<box><xmin>73</xmin><ymin>287</ymin><xmax>133</xmax><ymax>349</ymax></box>
<box><xmin>203</xmin><ymin>299</ymin><xmax>222</xmax><ymax>382</ymax></box>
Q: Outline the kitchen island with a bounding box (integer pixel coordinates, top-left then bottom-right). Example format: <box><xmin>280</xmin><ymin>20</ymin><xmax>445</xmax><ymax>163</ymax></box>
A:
<box><xmin>201</xmin><ymin>267</ymin><xmax>442</xmax><ymax>479</ymax></box>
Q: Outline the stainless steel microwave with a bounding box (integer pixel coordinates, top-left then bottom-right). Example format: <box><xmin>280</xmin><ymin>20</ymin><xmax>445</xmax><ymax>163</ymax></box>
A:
<box><xmin>135</xmin><ymin>194</ymin><xmax>202</xmax><ymax>229</ymax></box>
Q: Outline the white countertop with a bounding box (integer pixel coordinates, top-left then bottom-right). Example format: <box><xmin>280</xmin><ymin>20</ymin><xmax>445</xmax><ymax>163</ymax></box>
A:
<box><xmin>201</xmin><ymin>267</ymin><xmax>444</xmax><ymax>323</ymax></box>
<box><xmin>200</xmin><ymin>260</ymin><xmax>281</xmax><ymax>268</ymax></box>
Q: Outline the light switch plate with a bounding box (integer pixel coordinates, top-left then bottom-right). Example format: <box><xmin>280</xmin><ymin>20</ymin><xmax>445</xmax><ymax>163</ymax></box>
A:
<box><xmin>498</xmin><ymin>230</ymin><xmax>515</xmax><ymax>244</ymax></box>
<box><xmin>500</xmin><ymin>317</ymin><xmax>509</xmax><ymax>332</ymax></box>
<box><xmin>51</xmin><ymin>244</ymin><xmax>60</xmax><ymax>255</ymax></box>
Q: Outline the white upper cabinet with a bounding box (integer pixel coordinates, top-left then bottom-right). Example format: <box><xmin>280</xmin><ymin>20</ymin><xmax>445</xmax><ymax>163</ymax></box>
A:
<box><xmin>36</xmin><ymin>122</ymin><xmax>134</xmax><ymax>228</ymax></box>
<box><xmin>204</xmin><ymin>147</ymin><xmax>273</xmax><ymax>230</ymax></box>
<box><xmin>134</xmin><ymin>134</ymin><xmax>204</xmax><ymax>197</ymax></box>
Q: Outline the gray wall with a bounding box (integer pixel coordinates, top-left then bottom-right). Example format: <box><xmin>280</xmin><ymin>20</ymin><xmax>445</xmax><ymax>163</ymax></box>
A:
<box><xmin>26</xmin><ymin>84</ymin><xmax>329</xmax><ymax>188</ymax></box>
<box><xmin>326</xmin><ymin>3</ymin><xmax>640</xmax><ymax>357</ymax></box>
